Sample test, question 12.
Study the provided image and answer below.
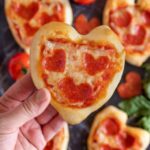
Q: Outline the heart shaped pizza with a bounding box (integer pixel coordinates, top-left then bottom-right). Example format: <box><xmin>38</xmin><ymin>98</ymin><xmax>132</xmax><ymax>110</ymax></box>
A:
<box><xmin>5</xmin><ymin>0</ymin><xmax>73</xmax><ymax>53</ymax></box>
<box><xmin>44</xmin><ymin>123</ymin><xmax>69</xmax><ymax>150</ymax></box>
<box><xmin>30</xmin><ymin>22</ymin><xmax>125</xmax><ymax>124</ymax></box>
<box><xmin>88</xmin><ymin>106</ymin><xmax>150</xmax><ymax>150</ymax></box>
<box><xmin>104</xmin><ymin>0</ymin><xmax>150</xmax><ymax>66</ymax></box>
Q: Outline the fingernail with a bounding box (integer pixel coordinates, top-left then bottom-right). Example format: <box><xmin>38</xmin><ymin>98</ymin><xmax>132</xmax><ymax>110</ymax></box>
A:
<box><xmin>35</xmin><ymin>88</ymin><xmax>50</xmax><ymax>104</ymax></box>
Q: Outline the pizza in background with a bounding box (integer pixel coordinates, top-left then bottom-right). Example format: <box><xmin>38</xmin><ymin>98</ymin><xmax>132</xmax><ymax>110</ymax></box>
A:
<box><xmin>88</xmin><ymin>106</ymin><xmax>150</xmax><ymax>150</ymax></box>
<box><xmin>44</xmin><ymin>123</ymin><xmax>69</xmax><ymax>150</ymax></box>
<box><xmin>103</xmin><ymin>0</ymin><xmax>150</xmax><ymax>66</ymax></box>
<box><xmin>5</xmin><ymin>0</ymin><xmax>73</xmax><ymax>53</ymax></box>
<box><xmin>30</xmin><ymin>22</ymin><xmax>125</xmax><ymax>124</ymax></box>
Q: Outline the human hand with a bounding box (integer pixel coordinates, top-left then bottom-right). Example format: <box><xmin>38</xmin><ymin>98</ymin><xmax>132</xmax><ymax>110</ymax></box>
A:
<box><xmin>0</xmin><ymin>74</ymin><xmax>65</xmax><ymax>150</ymax></box>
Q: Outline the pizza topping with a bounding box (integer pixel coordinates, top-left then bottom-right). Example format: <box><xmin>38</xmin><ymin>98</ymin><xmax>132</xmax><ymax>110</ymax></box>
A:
<box><xmin>110</xmin><ymin>9</ymin><xmax>131</xmax><ymax>27</ymax></box>
<box><xmin>8</xmin><ymin>53</ymin><xmax>29</xmax><ymax>80</ymax></box>
<box><xmin>101</xmin><ymin>118</ymin><xmax>120</xmax><ymax>135</ymax></box>
<box><xmin>42</xmin><ymin>49</ymin><xmax>66</xmax><ymax>72</ymax></box>
<box><xmin>74</xmin><ymin>14</ymin><xmax>100</xmax><ymax>34</ymax></box>
<box><xmin>143</xmin><ymin>11</ymin><xmax>150</xmax><ymax>26</ymax></box>
<box><xmin>40</xmin><ymin>39</ymin><xmax>121</xmax><ymax>107</ymax></box>
<box><xmin>116</xmin><ymin>132</ymin><xmax>135</xmax><ymax>149</ymax></box>
<box><xmin>74</xmin><ymin>0</ymin><xmax>95</xmax><ymax>5</ymax></box>
<box><xmin>12</xmin><ymin>2</ymin><xmax>39</xmax><ymax>20</ymax></box>
<box><xmin>58</xmin><ymin>77</ymin><xmax>93</xmax><ymax>103</ymax></box>
<box><xmin>24</xmin><ymin>23</ymin><xmax>38</xmax><ymax>36</ymax></box>
<box><xmin>123</xmin><ymin>25</ymin><xmax>146</xmax><ymax>45</ymax></box>
<box><xmin>117</xmin><ymin>72</ymin><xmax>142</xmax><ymax>99</ymax></box>
<box><xmin>84</xmin><ymin>53</ymin><xmax>109</xmax><ymax>75</ymax></box>
<box><xmin>100</xmin><ymin>144</ymin><xmax>120</xmax><ymax>150</ymax></box>
<box><xmin>38</xmin><ymin>3</ymin><xmax>64</xmax><ymax>25</ymax></box>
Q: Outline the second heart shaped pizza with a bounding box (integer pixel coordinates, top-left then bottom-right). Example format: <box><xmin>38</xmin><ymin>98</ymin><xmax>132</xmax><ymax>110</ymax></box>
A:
<box><xmin>30</xmin><ymin>22</ymin><xmax>125</xmax><ymax>124</ymax></box>
<box><xmin>5</xmin><ymin>0</ymin><xmax>73</xmax><ymax>52</ymax></box>
<box><xmin>88</xmin><ymin>106</ymin><xmax>150</xmax><ymax>150</ymax></box>
<box><xmin>104</xmin><ymin>0</ymin><xmax>150</xmax><ymax>66</ymax></box>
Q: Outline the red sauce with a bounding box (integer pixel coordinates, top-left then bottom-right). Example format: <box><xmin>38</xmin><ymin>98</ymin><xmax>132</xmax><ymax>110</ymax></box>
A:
<box><xmin>123</xmin><ymin>25</ymin><xmax>146</xmax><ymax>45</ymax></box>
<box><xmin>110</xmin><ymin>9</ymin><xmax>132</xmax><ymax>27</ymax></box>
<box><xmin>24</xmin><ymin>23</ymin><xmax>38</xmax><ymax>36</ymax></box>
<box><xmin>143</xmin><ymin>11</ymin><xmax>150</xmax><ymax>26</ymax></box>
<box><xmin>116</xmin><ymin>132</ymin><xmax>135</xmax><ymax>149</ymax></box>
<box><xmin>12</xmin><ymin>2</ymin><xmax>39</xmax><ymax>20</ymax></box>
<box><xmin>42</xmin><ymin>49</ymin><xmax>66</xmax><ymax>72</ymax></box>
<box><xmin>100</xmin><ymin>144</ymin><xmax>120</xmax><ymax>150</ymax></box>
<box><xmin>58</xmin><ymin>77</ymin><xmax>94</xmax><ymax>103</ymax></box>
<box><xmin>84</xmin><ymin>53</ymin><xmax>110</xmax><ymax>75</ymax></box>
<box><xmin>101</xmin><ymin>118</ymin><xmax>120</xmax><ymax>135</ymax></box>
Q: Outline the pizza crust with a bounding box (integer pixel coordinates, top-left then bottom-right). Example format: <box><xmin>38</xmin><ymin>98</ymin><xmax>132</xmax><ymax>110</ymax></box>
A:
<box><xmin>5</xmin><ymin>0</ymin><xmax>73</xmax><ymax>53</ymax></box>
<box><xmin>45</xmin><ymin>123</ymin><xmax>69</xmax><ymax>150</ymax></box>
<box><xmin>103</xmin><ymin>0</ymin><xmax>150</xmax><ymax>67</ymax></box>
<box><xmin>88</xmin><ymin>106</ymin><xmax>150</xmax><ymax>150</ymax></box>
<box><xmin>30</xmin><ymin>22</ymin><xmax>125</xmax><ymax>124</ymax></box>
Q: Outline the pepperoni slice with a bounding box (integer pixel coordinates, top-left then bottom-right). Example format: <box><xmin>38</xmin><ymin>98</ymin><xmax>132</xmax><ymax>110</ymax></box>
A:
<box><xmin>38</xmin><ymin>4</ymin><xmax>64</xmax><ymax>25</ymax></box>
<box><xmin>101</xmin><ymin>118</ymin><xmax>120</xmax><ymax>135</ymax></box>
<box><xmin>143</xmin><ymin>11</ymin><xmax>150</xmax><ymax>26</ymax></box>
<box><xmin>117</xmin><ymin>72</ymin><xmax>142</xmax><ymax>99</ymax></box>
<box><xmin>12</xmin><ymin>2</ymin><xmax>39</xmax><ymax>20</ymax></box>
<box><xmin>100</xmin><ymin>144</ymin><xmax>120</xmax><ymax>150</ymax></box>
<box><xmin>84</xmin><ymin>53</ymin><xmax>109</xmax><ymax>75</ymax></box>
<box><xmin>38</xmin><ymin>12</ymin><xmax>59</xmax><ymax>25</ymax></box>
<box><xmin>116</xmin><ymin>132</ymin><xmax>135</xmax><ymax>149</ymax></box>
<box><xmin>24</xmin><ymin>23</ymin><xmax>38</xmax><ymax>36</ymax></box>
<box><xmin>42</xmin><ymin>49</ymin><xmax>66</xmax><ymax>72</ymax></box>
<box><xmin>74</xmin><ymin>14</ymin><xmax>100</xmax><ymax>34</ymax></box>
<box><xmin>110</xmin><ymin>9</ymin><xmax>131</xmax><ymax>27</ymax></box>
<box><xmin>58</xmin><ymin>77</ymin><xmax>93</xmax><ymax>103</ymax></box>
<box><xmin>123</xmin><ymin>25</ymin><xmax>146</xmax><ymax>45</ymax></box>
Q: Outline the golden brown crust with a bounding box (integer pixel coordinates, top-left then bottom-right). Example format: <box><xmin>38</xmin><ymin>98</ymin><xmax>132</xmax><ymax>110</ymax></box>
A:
<box><xmin>30</xmin><ymin>22</ymin><xmax>125</xmax><ymax>124</ymax></box>
<box><xmin>45</xmin><ymin>123</ymin><xmax>69</xmax><ymax>150</ymax></box>
<box><xmin>103</xmin><ymin>0</ymin><xmax>150</xmax><ymax>66</ymax></box>
<box><xmin>5</xmin><ymin>0</ymin><xmax>73</xmax><ymax>53</ymax></box>
<box><xmin>88</xmin><ymin>106</ymin><xmax>150</xmax><ymax>150</ymax></box>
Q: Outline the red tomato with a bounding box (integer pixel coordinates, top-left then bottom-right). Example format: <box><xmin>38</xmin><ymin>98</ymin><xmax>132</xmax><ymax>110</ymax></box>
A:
<box><xmin>74</xmin><ymin>0</ymin><xmax>95</xmax><ymax>5</ymax></box>
<box><xmin>8</xmin><ymin>53</ymin><xmax>29</xmax><ymax>80</ymax></box>
<box><xmin>117</xmin><ymin>72</ymin><xmax>142</xmax><ymax>99</ymax></box>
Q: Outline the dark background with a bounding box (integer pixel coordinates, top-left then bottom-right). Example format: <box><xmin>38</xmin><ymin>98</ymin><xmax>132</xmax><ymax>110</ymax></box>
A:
<box><xmin>0</xmin><ymin>0</ymin><xmax>149</xmax><ymax>149</ymax></box>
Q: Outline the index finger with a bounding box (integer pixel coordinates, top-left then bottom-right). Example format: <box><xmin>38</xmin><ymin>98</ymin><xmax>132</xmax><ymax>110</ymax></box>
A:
<box><xmin>0</xmin><ymin>74</ymin><xmax>36</xmax><ymax>109</ymax></box>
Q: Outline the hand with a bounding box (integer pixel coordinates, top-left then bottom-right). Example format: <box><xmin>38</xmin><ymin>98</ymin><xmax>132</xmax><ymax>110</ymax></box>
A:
<box><xmin>0</xmin><ymin>74</ymin><xmax>65</xmax><ymax>150</ymax></box>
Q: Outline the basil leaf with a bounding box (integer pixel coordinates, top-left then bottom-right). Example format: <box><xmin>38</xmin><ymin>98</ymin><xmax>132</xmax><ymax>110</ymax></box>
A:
<box><xmin>118</xmin><ymin>96</ymin><xmax>150</xmax><ymax>116</ymax></box>
<box><xmin>143</xmin><ymin>82</ymin><xmax>150</xmax><ymax>99</ymax></box>
<box><xmin>137</xmin><ymin>116</ymin><xmax>150</xmax><ymax>132</ymax></box>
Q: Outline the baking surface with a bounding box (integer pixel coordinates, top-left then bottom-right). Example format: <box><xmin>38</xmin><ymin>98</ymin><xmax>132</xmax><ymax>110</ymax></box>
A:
<box><xmin>0</xmin><ymin>0</ymin><xmax>149</xmax><ymax>149</ymax></box>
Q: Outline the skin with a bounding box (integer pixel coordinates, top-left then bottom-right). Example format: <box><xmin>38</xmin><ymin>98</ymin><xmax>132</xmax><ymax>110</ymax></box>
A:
<box><xmin>0</xmin><ymin>74</ymin><xmax>65</xmax><ymax>150</ymax></box>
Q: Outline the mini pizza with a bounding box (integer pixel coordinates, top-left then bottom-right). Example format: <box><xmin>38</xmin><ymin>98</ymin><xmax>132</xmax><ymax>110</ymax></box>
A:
<box><xmin>103</xmin><ymin>0</ymin><xmax>150</xmax><ymax>66</ymax></box>
<box><xmin>5</xmin><ymin>0</ymin><xmax>73</xmax><ymax>53</ymax></box>
<box><xmin>44</xmin><ymin>123</ymin><xmax>69</xmax><ymax>150</ymax></box>
<box><xmin>30</xmin><ymin>22</ymin><xmax>125</xmax><ymax>124</ymax></box>
<box><xmin>88</xmin><ymin>106</ymin><xmax>150</xmax><ymax>150</ymax></box>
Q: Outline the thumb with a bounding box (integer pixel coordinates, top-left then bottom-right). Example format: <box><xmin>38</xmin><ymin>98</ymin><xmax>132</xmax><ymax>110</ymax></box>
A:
<box><xmin>2</xmin><ymin>88</ymin><xmax>51</xmax><ymax>129</ymax></box>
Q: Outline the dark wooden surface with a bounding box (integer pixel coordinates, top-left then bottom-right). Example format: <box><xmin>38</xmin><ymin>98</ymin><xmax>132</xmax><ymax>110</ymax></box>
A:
<box><xmin>0</xmin><ymin>0</ymin><xmax>149</xmax><ymax>149</ymax></box>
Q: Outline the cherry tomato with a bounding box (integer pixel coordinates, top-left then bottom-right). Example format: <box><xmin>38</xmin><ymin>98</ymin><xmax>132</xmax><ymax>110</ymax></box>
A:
<box><xmin>8</xmin><ymin>53</ymin><xmax>29</xmax><ymax>80</ymax></box>
<box><xmin>74</xmin><ymin>0</ymin><xmax>95</xmax><ymax>5</ymax></box>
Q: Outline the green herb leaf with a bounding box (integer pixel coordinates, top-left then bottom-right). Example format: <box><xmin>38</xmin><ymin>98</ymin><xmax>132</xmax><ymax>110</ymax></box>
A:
<box><xmin>143</xmin><ymin>82</ymin><xmax>150</xmax><ymax>99</ymax></box>
<box><xmin>137</xmin><ymin>116</ymin><xmax>150</xmax><ymax>132</ymax></box>
<box><xmin>118</xmin><ymin>96</ymin><xmax>150</xmax><ymax>116</ymax></box>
